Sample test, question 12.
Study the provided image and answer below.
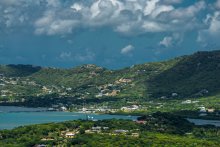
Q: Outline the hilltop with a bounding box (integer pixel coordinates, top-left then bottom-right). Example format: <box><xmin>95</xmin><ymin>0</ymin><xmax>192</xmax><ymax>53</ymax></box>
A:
<box><xmin>1</xmin><ymin>50</ymin><xmax>220</xmax><ymax>106</ymax></box>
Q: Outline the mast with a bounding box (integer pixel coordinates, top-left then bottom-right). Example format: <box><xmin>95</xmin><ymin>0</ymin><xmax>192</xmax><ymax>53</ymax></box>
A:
<box><xmin>83</xmin><ymin>100</ymin><xmax>88</xmax><ymax>120</ymax></box>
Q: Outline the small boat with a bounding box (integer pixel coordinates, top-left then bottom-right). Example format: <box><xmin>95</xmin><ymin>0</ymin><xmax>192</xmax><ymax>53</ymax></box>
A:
<box><xmin>88</xmin><ymin>116</ymin><xmax>94</xmax><ymax>120</ymax></box>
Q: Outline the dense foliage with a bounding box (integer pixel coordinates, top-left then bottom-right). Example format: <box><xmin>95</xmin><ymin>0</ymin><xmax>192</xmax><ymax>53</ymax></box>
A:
<box><xmin>148</xmin><ymin>51</ymin><xmax>220</xmax><ymax>98</ymax></box>
<box><xmin>1</xmin><ymin>50</ymin><xmax>220</xmax><ymax>108</ymax></box>
<box><xmin>0</xmin><ymin>112</ymin><xmax>220</xmax><ymax>147</ymax></box>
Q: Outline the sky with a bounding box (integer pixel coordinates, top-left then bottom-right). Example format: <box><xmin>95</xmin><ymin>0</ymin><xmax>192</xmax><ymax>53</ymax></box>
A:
<box><xmin>0</xmin><ymin>0</ymin><xmax>220</xmax><ymax>69</ymax></box>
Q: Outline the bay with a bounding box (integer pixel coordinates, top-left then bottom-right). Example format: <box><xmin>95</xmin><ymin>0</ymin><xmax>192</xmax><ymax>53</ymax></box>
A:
<box><xmin>187</xmin><ymin>118</ymin><xmax>220</xmax><ymax>127</ymax></box>
<box><xmin>0</xmin><ymin>106</ymin><xmax>138</xmax><ymax>130</ymax></box>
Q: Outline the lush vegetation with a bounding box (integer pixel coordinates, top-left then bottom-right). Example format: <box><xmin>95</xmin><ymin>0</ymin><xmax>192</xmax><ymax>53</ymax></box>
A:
<box><xmin>0</xmin><ymin>112</ymin><xmax>220</xmax><ymax>147</ymax></box>
<box><xmin>148</xmin><ymin>51</ymin><xmax>220</xmax><ymax>98</ymax></box>
<box><xmin>1</xmin><ymin>50</ymin><xmax>220</xmax><ymax>108</ymax></box>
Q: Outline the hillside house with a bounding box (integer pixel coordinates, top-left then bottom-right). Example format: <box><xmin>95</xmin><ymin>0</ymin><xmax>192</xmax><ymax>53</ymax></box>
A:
<box><xmin>65</xmin><ymin>132</ymin><xmax>75</xmax><ymax>138</ymax></box>
<box><xmin>135</xmin><ymin>120</ymin><xmax>147</xmax><ymax>125</ymax></box>
<box><xmin>207</xmin><ymin>108</ymin><xmax>215</xmax><ymax>113</ymax></box>
<box><xmin>92</xmin><ymin>126</ymin><xmax>102</xmax><ymax>132</ymax></box>
<box><xmin>181</xmin><ymin>100</ymin><xmax>192</xmax><ymax>104</ymax></box>
<box><xmin>121</xmin><ymin>105</ymin><xmax>139</xmax><ymax>112</ymax></box>
<box><xmin>60</xmin><ymin>106</ymin><xmax>67</xmax><ymax>111</ymax></box>
<box><xmin>114</xmin><ymin>130</ymin><xmax>128</xmax><ymax>134</ymax></box>
<box><xmin>35</xmin><ymin>145</ymin><xmax>47</xmax><ymax>147</ymax></box>
<box><xmin>172</xmin><ymin>93</ymin><xmax>178</xmax><ymax>97</ymax></box>
<box><xmin>199</xmin><ymin>106</ymin><xmax>206</xmax><ymax>113</ymax></box>
<box><xmin>131</xmin><ymin>133</ymin><xmax>139</xmax><ymax>137</ymax></box>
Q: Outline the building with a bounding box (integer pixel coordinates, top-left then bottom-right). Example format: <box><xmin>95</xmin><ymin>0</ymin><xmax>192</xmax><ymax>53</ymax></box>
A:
<box><xmin>135</xmin><ymin>120</ymin><xmax>147</xmax><ymax>125</ymax></box>
<box><xmin>65</xmin><ymin>132</ymin><xmax>75</xmax><ymax>138</ymax></box>
<box><xmin>121</xmin><ymin>105</ymin><xmax>139</xmax><ymax>112</ymax></box>
<box><xmin>92</xmin><ymin>126</ymin><xmax>102</xmax><ymax>132</ymax></box>
<box><xmin>114</xmin><ymin>130</ymin><xmax>128</xmax><ymax>134</ymax></box>
<box><xmin>60</xmin><ymin>106</ymin><xmax>67</xmax><ymax>111</ymax></box>
<box><xmin>131</xmin><ymin>133</ymin><xmax>139</xmax><ymax>137</ymax></box>
<box><xmin>181</xmin><ymin>100</ymin><xmax>192</xmax><ymax>104</ymax></box>
<box><xmin>199</xmin><ymin>106</ymin><xmax>206</xmax><ymax>113</ymax></box>
<box><xmin>35</xmin><ymin>145</ymin><xmax>47</xmax><ymax>147</ymax></box>
<box><xmin>207</xmin><ymin>108</ymin><xmax>215</xmax><ymax>113</ymax></box>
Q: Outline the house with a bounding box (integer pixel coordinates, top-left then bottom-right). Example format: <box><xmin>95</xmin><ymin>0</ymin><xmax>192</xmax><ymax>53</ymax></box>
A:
<box><xmin>121</xmin><ymin>105</ymin><xmax>139</xmax><ymax>112</ymax></box>
<box><xmin>199</xmin><ymin>106</ymin><xmax>206</xmax><ymax>113</ymax></box>
<box><xmin>95</xmin><ymin>93</ymin><xmax>103</xmax><ymax>98</ymax></box>
<box><xmin>85</xmin><ymin>129</ymin><xmax>95</xmax><ymax>134</ymax></box>
<box><xmin>35</xmin><ymin>145</ymin><xmax>47</xmax><ymax>147</ymax></box>
<box><xmin>117</xmin><ymin>78</ymin><xmax>132</xmax><ymax>83</ymax></box>
<box><xmin>60</xmin><ymin>106</ymin><xmax>67</xmax><ymax>111</ymax></box>
<box><xmin>172</xmin><ymin>93</ymin><xmax>178</xmax><ymax>97</ymax></box>
<box><xmin>192</xmin><ymin>100</ymin><xmax>199</xmax><ymax>103</ymax></box>
<box><xmin>41</xmin><ymin>138</ymin><xmax>54</xmax><ymax>141</ymax></box>
<box><xmin>198</xmin><ymin>106</ymin><xmax>207</xmax><ymax>116</ymax></box>
<box><xmin>47</xmin><ymin>108</ymin><xmax>55</xmax><ymax>111</ymax></box>
<box><xmin>207</xmin><ymin>108</ymin><xmax>215</xmax><ymax>113</ymax></box>
<box><xmin>132</xmin><ymin>105</ymin><xmax>139</xmax><ymax>110</ymax></box>
<box><xmin>160</xmin><ymin>96</ymin><xmax>167</xmax><ymax>99</ymax></box>
<box><xmin>10</xmin><ymin>81</ymin><xmax>17</xmax><ymax>85</ymax></box>
<box><xmin>131</xmin><ymin>133</ymin><xmax>139</xmax><ymax>137</ymax></box>
<box><xmin>181</xmin><ymin>100</ymin><xmax>192</xmax><ymax>104</ymax></box>
<box><xmin>21</xmin><ymin>98</ymin><xmax>25</xmax><ymax>102</ymax></box>
<box><xmin>120</xmin><ymin>106</ymin><xmax>127</xmax><ymax>110</ymax></box>
<box><xmin>42</xmin><ymin>86</ymin><xmax>50</xmax><ymax>92</ymax></box>
<box><xmin>92</xmin><ymin>126</ymin><xmax>102</xmax><ymax>132</ymax></box>
<box><xmin>135</xmin><ymin>120</ymin><xmax>147</xmax><ymax>125</ymax></box>
<box><xmin>114</xmin><ymin>130</ymin><xmax>128</xmax><ymax>134</ymax></box>
<box><xmin>66</xmin><ymin>87</ymin><xmax>72</xmax><ymax>91</ymax></box>
<box><xmin>103</xmin><ymin>127</ymin><xmax>109</xmax><ymax>130</ymax></box>
<box><xmin>65</xmin><ymin>132</ymin><xmax>75</xmax><ymax>138</ymax></box>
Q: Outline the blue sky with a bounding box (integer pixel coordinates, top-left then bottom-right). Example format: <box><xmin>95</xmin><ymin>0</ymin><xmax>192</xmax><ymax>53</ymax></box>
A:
<box><xmin>0</xmin><ymin>0</ymin><xmax>220</xmax><ymax>69</ymax></box>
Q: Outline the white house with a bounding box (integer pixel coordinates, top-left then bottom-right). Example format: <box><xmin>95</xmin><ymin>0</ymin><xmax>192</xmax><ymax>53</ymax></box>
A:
<box><xmin>60</xmin><ymin>106</ymin><xmax>67</xmax><ymax>111</ymax></box>
<box><xmin>199</xmin><ymin>106</ymin><xmax>206</xmax><ymax>113</ymax></box>
<box><xmin>65</xmin><ymin>132</ymin><xmax>75</xmax><ymax>138</ymax></box>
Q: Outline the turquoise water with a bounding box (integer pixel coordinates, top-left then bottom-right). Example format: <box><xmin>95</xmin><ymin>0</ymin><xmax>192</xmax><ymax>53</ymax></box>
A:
<box><xmin>0</xmin><ymin>106</ymin><xmax>138</xmax><ymax>130</ymax></box>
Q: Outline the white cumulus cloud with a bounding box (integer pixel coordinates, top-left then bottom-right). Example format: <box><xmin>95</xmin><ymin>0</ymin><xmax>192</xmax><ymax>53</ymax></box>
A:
<box><xmin>159</xmin><ymin>33</ymin><xmax>182</xmax><ymax>48</ymax></box>
<box><xmin>121</xmin><ymin>45</ymin><xmax>135</xmax><ymax>55</ymax></box>
<box><xmin>197</xmin><ymin>11</ymin><xmax>220</xmax><ymax>47</ymax></box>
<box><xmin>159</xmin><ymin>36</ymin><xmax>173</xmax><ymax>47</ymax></box>
<box><xmin>21</xmin><ymin>0</ymin><xmax>205</xmax><ymax>35</ymax></box>
<box><xmin>0</xmin><ymin>0</ymin><xmax>214</xmax><ymax>39</ymax></box>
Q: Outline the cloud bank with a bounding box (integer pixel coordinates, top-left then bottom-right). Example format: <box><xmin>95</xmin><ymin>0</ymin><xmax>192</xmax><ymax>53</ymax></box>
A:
<box><xmin>0</xmin><ymin>0</ymin><xmax>213</xmax><ymax>35</ymax></box>
<box><xmin>0</xmin><ymin>0</ymin><xmax>220</xmax><ymax>52</ymax></box>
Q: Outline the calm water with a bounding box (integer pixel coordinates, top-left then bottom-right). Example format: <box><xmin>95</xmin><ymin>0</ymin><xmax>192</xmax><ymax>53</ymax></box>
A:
<box><xmin>0</xmin><ymin>106</ymin><xmax>138</xmax><ymax>130</ymax></box>
<box><xmin>187</xmin><ymin>118</ymin><xmax>220</xmax><ymax>127</ymax></box>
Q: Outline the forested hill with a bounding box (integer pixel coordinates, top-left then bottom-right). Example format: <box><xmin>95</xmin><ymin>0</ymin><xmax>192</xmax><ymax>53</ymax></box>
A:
<box><xmin>1</xmin><ymin>50</ymin><xmax>220</xmax><ymax>103</ymax></box>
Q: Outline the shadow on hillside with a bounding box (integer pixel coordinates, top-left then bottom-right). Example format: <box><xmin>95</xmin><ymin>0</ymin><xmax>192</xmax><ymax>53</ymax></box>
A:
<box><xmin>5</xmin><ymin>64</ymin><xmax>42</xmax><ymax>77</ymax></box>
<box><xmin>146</xmin><ymin>51</ymin><xmax>220</xmax><ymax>98</ymax></box>
<box><xmin>0</xmin><ymin>96</ymin><xmax>120</xmax><ymax>107</ymax></box>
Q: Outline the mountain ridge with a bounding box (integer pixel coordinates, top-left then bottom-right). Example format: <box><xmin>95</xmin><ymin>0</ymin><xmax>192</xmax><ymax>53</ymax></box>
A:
<box><xmin>0</xmin><ymin>50</ymin><xmax>220</xmax><ymax>106</ymax></box>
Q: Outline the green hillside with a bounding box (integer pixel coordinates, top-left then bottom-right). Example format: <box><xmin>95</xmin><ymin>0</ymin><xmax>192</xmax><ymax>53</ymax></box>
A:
<box><xmin>0</xmin><ymin>50</ymin><xmax>220</xmax><ymax>106</ymax></box>
<box><xmin>148</xmin><ymin>50</ymin><xmax>220</xmax><ymax>98</ymax></box>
